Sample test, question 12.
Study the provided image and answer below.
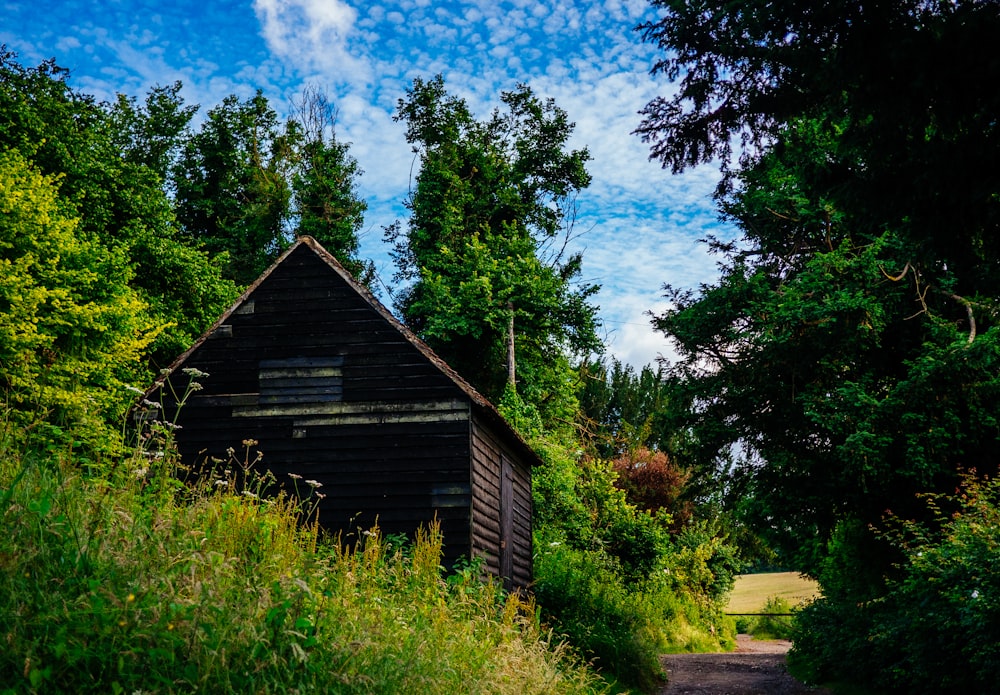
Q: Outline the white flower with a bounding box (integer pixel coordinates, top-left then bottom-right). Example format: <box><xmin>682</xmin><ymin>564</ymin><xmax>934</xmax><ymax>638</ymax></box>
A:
<box><xmin>214</xmin><ymin>480</ymin><xmax>228</xmax><ymax>488</ymax></box>
<box><xmin>972</xmin><ymin>589</ymin><xmax>980</xmax><ymax>599</ymax></box>
<box><xmin>288</xmin><ymin>473</ymin><xmax>303</xmax><ymax>480</ymax></box>
<box><xmin>125</xmin><ymin>385</ymin><xmax>145</xmax><ymax>395</ymax></box>
<box><xmin>306</xmin><ymin>480</ymin><xmax>322</xmax><ymax>488</ymax></box>
<box><xmin>182</xmin><ymin>367</ymin><xmax>210</xmax><ymax>378</ymax></box>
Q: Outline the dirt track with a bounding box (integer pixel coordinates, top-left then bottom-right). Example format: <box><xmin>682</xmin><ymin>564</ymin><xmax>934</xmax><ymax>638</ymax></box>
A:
<box><xmin>659</xmin><ymin>635</ymin><xmax>831</xmax><ymax>695</ymax></box>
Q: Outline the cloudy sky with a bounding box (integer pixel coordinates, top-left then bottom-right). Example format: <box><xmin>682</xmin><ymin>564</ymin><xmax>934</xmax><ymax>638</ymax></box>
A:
<box><xmin>6</xmin><ymin>0</ymin><xmax>733</xmax><ymax>368</ymax></box>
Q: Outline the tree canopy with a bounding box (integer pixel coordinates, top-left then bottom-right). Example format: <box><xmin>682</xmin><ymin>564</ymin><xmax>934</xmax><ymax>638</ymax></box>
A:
<box><xmin>640</xmin><ymin>0</ymin><xmax>1000</xmax><ymax>580</ymax></box>
<box><xmin>390</xmin><ymin>76</ymin><xmax>601</xmax><ymax>412</ymax></box>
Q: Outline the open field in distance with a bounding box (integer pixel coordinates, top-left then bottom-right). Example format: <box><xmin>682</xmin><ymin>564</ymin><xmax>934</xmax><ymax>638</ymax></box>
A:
<box><xmin>726</xmin><ymin>572</ymin><xmax>821</xmax><ymax>614</ymax></box>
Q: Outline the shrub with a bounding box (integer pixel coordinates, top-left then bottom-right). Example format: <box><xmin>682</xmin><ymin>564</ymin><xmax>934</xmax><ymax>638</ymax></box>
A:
<box><xmin>790</xmin><ymin>474</ymin><xmax>1000</xmax><ymax>693</ymax></box>
<box><xmin>533</xmin><ymin>529</ymin><xmax>734</xmax><ymax>693</ymax></box>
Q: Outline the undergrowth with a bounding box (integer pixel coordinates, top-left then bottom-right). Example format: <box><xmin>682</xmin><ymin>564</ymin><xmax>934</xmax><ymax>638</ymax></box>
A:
<box><xmin>0</xmin><ymin>411</ymin><xmax>605</xmax><ymax>694</ymax></box>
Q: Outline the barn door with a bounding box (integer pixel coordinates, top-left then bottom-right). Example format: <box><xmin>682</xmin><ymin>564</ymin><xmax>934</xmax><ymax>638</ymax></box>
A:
<box><xmin>499</xmin><ymin>455</ymin><xmax>514</xmax><ymax>587</ymax></box>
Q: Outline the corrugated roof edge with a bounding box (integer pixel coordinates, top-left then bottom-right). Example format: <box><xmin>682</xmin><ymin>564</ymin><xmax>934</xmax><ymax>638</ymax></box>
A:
<box><xmin>145</xmin><ymin>235</ymin><xmax>544</xmax><ymax>468</ymax></box>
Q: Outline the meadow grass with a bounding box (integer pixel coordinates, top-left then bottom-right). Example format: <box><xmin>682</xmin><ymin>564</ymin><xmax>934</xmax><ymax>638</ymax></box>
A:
<box><xmin>0</xmin><ymin>422</ymin><xmax>606</xmax><ymax>694</ymax></box>
<box><xmin>725</xmin><ymin>572</ymin><xmax>820</xmax><ymax>614</ymax></box>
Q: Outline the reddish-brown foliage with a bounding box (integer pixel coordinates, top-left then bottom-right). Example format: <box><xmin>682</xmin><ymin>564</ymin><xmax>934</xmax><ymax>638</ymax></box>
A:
<box><xmin>613</xmin><ymin>447</ymin><xmax>693</xmax><ymax>529</ymax></box>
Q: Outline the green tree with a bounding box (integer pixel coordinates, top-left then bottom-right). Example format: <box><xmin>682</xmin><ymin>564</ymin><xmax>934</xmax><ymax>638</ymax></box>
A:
<box><xmin>173</xmin><ymin>92</ymin><xmax>295</xmax><ymax>285</ymax></box>
<box><xmin>290</xmin><ymin>86</ymin><xmax>372</xmax><ymax>282</ymax></box>
<box><xmin>172</xmin><ymin>87</ymin><xmax>371</xmax><ymax>286</ymax></box>
<box><xmin>0</xmin><ymin>51</ymin><xmax>238</xmax><ymax>366</ymax></box>
<box><xmin>390</xmin><ymin>76</ymin><xmax>601</xmax><ymax>413</ymax></box>
<box><xmin>0</xmin><ymin>150</ymin><xmax>157</xmax><ymax>445</ymax></box>
<box><xmin>638</xmin><ymin>0</ymin><xmax>1000</xmax><ymax>584</ymax></box>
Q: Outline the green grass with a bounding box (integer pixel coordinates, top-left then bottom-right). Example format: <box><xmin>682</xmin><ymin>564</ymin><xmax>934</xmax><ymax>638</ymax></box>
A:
<box><xmin>725</xmin><ymin>572</ymin><xmax>820</xmax><ymax>614</ymax></box>
<box><xmin>0</xmin><ymin>423</ymin><xmax>607</xmax><ymax>694</ymax></box>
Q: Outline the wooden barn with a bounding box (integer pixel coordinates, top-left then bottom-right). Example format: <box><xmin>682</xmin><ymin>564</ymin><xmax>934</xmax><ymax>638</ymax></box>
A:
<box><xmin>146</xmin><ymin>236</ymin><xmax>537</xmax><ymax>589</ymax></box>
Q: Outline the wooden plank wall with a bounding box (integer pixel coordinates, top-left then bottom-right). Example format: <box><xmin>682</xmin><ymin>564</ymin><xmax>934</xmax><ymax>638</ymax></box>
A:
<box><xmin>156</xmin><ymin>244</ymin><xmax>476</xmax><ymax>567</ymax></box>
<box><xmin>470</xmin><ymin>414</ymin><xmax>533</xmax><ymax>589</ymax></box>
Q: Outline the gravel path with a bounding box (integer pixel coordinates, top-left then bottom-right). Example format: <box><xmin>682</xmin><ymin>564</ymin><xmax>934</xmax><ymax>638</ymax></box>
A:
<box><xmin>659</xmin><ymin>635</ymin><xmax>831</xmax><ymax>695</ymax></box>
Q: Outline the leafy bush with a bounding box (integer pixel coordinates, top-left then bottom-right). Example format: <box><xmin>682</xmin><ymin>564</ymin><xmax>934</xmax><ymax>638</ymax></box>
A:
<box><xmin>533</xmin><ymin>528</ymin><xmax>735</xmax><ymax>693</ymax></box>
<box><xmin>790</xmin><ymin>475</ymin><xmax>1000</xmax><ymax>693</ymax></box>
<box><xmin>737</xmin><ymin>596</ymin><xmax>795</xmax><ymax>640</ymax></box>
<box><xmin>0</xmin><ymin>150</ymin><xmax>159</xmax><ymax>451</ymax></box>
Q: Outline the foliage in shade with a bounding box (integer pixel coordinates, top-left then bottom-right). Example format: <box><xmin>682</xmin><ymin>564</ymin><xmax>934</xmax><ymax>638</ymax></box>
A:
<box><xmin>791</xmin><ymin>475</ymin><xmax>1000</xmax><ymax>693</ymax></box>
<box><xmin>641</xmin><ymin>0</ymin><xmax>1000</xmax><ymax>570</ymax></box>
<box><xmin>639</xmin><ymin>2</ymin><xmax>1000</xmax><ymax>690</ymax></box>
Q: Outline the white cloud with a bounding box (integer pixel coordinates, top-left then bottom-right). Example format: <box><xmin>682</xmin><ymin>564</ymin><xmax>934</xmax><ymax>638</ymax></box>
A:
<box><xmin>253</xmin><ymin>0</ymin><xmax>367</xmax><ymax>78</ymax></box>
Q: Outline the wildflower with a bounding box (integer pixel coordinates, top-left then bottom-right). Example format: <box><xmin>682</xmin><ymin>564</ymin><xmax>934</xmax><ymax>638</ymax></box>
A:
<box><xmin>288</xmin><ymin>473</ymin><xmax>302</xmax><ymax>480</ymax></box>
<box><xmin>243</xmin><ymin>491</ymin><xmax>258</xmax><ymax>499</ymax></box>
<box><xmin>188</xmin><ymin>382</ymin><xmax>203</xmax><ymax>392</ymax></box>
<box><xmin>226</xmin><ymin>447</ymin><xmax>236</xmax><ymax>458</ymax></box>
<box><xmin>242</xmin><ymin>438</ymin><xmax>259</xmax><ymax>448</ymax></box>
<box><xmin>316</xmin><ymin>493</ymin><xmax>327</xmax><ymax>500</ymax></box>
<box><xmin>306</xmin><ymin>479</ymin><xmax>322</xmax><ymax>488</ymax></box>
<box><xmin>214</xmin><ymin>480</ymin><xmax>228</xmax><ymax>488</ymax></box>
<box><xmin>127</xmin><ymin>593</ymin><xmax>136</xmax><ymax>603</ymax></box>
<box><xmin>141</xmin><ymin>399</ymin><xmax>161</xmax><ymax>409</ymax></box>
<box><xmin>125</xmin><ymin>385</ymin><xmax>145</xmax><ymax>395</ymax></box>
<box><xmin>972</xmin><ymin>589</ymin><xmax>980</xmax><ymax>599</ymax></box>
<box><xmin>182</xmin><ymin>367</ymin><xmax>210</xmax><ymax>378</ymax></box>
<box><xmin>159</xmin><ymin>368</ymin><xmax>172</xmax><ymax>375</ymax></box>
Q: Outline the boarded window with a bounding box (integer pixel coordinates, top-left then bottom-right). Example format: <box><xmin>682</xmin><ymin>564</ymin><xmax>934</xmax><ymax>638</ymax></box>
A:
<box><xmin>259</xmin><ymin>356</ymin><xmax>344</xmax><ymax>405</ymax></box>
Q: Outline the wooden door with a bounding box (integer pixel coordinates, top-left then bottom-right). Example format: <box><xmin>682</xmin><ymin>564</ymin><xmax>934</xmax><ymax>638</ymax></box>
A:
<box><xmin>499</xmin><ymin>455</ymin><xmax>514</xmax><ymax>587</ymax></box>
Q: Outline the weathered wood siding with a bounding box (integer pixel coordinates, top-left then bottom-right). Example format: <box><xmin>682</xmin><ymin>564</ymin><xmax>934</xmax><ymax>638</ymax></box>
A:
<box><xmin>470</xmin><ymin>414</ymin><xmax>533</xmax><ymax>589</ymax></box>
<box><xmin>157</xmin><ymin>243</ymin><xmax>476</xmax><ymax>567</ymax></box>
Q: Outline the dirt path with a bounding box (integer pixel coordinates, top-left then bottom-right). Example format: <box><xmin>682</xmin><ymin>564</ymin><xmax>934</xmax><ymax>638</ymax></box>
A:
<box><xmin>659</xmin><ymin>635</ymin><xmax>831</xmax><ymax>695</ymax></box>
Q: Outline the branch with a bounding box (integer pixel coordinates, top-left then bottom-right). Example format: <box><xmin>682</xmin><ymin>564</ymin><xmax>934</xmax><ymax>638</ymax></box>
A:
<box><xmin>940</xmin><ymin>290</ymin><xmax>976</xmax><ymax>345</ymax></box>
<box><xmin>879</xmin><ymin>261</ymin><xmax>911</xmax><ymax>282</ymax></box>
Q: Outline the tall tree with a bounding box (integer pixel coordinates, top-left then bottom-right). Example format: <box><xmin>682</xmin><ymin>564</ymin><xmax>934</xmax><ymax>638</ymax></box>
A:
<box><xmin>173</xmin><ymin>92</ymin><xmax>295</xmax><ymax>285</ymax></box>
<box><xmin>638</xmin><ymin>0</ymin><xmax>1000</xmax><ymax>583</ymax></box>
<box><xmin>390</xmin><ymin>76</ymin><xmax>601</xmax><ymax>412</ymax></box>
<box><xmin>172</xmin><ymin>88</ymin><xmax>371</xmax><ymax>286</ymax></box>
<box><xmin>290</xmin><ymin>86</ymin><xmax>372</xmax><ymax>283</ymax></box>
<box><xmin>0</xmin><ymin>51</ymin><xmax>237</xmax><ymax>366</ymax></box>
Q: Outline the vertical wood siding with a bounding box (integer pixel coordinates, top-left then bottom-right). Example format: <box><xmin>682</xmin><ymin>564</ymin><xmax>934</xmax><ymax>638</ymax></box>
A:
<box><xmin>470</xmin><ymin>414</ymin><xmax>533</xmax><ymax>589</ymax></box>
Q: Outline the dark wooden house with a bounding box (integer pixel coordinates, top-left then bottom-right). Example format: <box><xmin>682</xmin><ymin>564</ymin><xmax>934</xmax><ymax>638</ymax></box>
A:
<box><xmin>146</xmin><ymin>236</ymin><xmax>536</xmax><ymax>589</ymax></box>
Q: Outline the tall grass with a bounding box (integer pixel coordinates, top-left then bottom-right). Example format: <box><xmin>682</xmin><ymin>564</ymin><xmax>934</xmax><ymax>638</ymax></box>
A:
<box><xmin>0</xmin><ymin>414</ymin><xmax>605</xmax><ymax>694</ymax></box>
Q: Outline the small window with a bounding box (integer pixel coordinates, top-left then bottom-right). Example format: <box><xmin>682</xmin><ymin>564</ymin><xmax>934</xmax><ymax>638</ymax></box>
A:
<box><xmin>259</xmin><ymin>356</ymin><xmax>344</xmax><ymax>405</ymax></box>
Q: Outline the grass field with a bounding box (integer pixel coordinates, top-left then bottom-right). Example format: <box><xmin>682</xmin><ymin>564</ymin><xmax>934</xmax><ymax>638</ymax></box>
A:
<box><xmin>725</xmin><ymin>572</ymin><xmax>821</xmax><ymax>614</ymax></box>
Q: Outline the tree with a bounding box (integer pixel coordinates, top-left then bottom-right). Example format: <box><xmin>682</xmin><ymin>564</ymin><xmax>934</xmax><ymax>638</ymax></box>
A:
<box><xmin>107</xmin><ymin>81</ymin><xmax>197</xmax><ymax>186</ymax></box>
<box><xmin>173</xmin><ymin>92</ymin><xmax>295</xmax><ymax>285</ymax></box>
<box><xmin>0</xmin><ymin>51</ymin><xmax>238</xmax><ymax>366</ymax></box>
<box><xmin>172</xmin><ymin>88</ymin><xmax>371</xmax><ymax>287</ymax></box>
<box><xmin>0</xmin><ymin>150</ymin><xmax>157</xmax><ymax>446</ymax></box>
<box><xmin>639</xmin><ymin>0</ymin><xmax>1000</xmax><ymax>583</ymax></box>
<box><xmin>390</xmin><ymin>76</ymin><xmax>601</xmax><ymax>412</ymax></box>
<box><xmin>578</xmin><ymin>358</ymin><xmax>672</xmax><ymax>457</ymax></box>
<box><xmin>290</xmin><ymin>86</ymin><xmax>372</xmax><ymax>282</ymax></box>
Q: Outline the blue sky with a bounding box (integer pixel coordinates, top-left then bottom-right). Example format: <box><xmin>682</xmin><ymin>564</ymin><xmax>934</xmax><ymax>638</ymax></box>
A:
<box><xmin>6</xmin><ymin>0</ymin><xmax>732</xmax><ymax>368</ymax></box>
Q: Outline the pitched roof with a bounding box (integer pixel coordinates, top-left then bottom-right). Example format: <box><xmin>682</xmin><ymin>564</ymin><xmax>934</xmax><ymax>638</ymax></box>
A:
<box><xmin>152</xmin><ymin>235</ymin><xmax>543</xmax><ymax>466</ymax></box>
